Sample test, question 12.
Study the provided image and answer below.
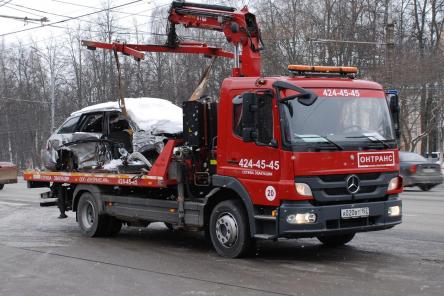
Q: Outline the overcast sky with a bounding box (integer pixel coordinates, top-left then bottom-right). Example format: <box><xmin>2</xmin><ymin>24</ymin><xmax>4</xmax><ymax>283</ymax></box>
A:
<box><xmin>0</xmin><ymin>0</ymin><xmax>172</xmax><ymax>47</ymax></box>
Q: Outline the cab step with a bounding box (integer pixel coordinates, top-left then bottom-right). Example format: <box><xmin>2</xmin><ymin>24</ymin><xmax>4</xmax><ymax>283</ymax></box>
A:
<box><xmin>254</xmin><ymin>215</ymin><xmax>276</xmax><ymax>221</ymax></box>
<box><xmin>40</xmin><ymin>200</ymin><xmax>57</xmax><ymax>207</ymax></box>
<box><xmin>254</xmin><ymin>234</ymin><xmax>277</xmax><ymax>240</ymax></box>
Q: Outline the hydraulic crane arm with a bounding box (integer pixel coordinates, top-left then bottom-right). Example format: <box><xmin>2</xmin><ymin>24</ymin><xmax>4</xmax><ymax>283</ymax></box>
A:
<box><xmin>167</xmin><ymin>1</ymin><xmax>263</xmax><ymax>76</ymax></box>
<box><xmin>81</xmin><ymin>40</ymin><xmax>234</xmax><ymax>61</ymax></box>
<box><xmin>81</xmin><ymin>1</ymin><xmax>263</xmax><ymax>77</ymax></box>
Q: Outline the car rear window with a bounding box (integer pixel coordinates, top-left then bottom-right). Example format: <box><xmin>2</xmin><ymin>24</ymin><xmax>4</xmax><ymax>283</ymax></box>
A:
<box><xmin>400</xmin><ymin>152</ymin><xmax>427</xmax><ymax>162</ymax></box>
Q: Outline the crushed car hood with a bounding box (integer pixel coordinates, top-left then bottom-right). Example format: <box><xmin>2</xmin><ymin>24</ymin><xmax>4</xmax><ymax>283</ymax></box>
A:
<box><xmin>71</xmin><ymin>97</ymin><xmax>183</xmax><ymax>134</ymax></box>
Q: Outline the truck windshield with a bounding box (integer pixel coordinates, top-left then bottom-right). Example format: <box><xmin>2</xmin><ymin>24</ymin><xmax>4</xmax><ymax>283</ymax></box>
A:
<box><xmin>280</xmin><ymin>96</ymin><xmax>396</xmax><ymax>151</ymax></box>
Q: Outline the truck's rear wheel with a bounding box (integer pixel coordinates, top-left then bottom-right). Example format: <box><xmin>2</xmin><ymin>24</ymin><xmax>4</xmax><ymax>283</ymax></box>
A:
<box><xmin>209</xmin><ymin>200</ymin><xmax>253</xmax><ymax>258</ymax></box>
<box><xmin>77</xmin><ymin>192</ymin><xmax>121</xmax><ymax>237</ymax></box>
<box><xmin>317</xmin><ymin>233</ymin><xmax>355</xmax><ymax>247</ymax></box>
<box><xmin>0</xmin><ymin>184</ymin><xmax>4</xmax><ymax>190</ymax></box>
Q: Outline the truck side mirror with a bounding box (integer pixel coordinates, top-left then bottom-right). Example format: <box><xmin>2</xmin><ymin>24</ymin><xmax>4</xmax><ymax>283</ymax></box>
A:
<box><xmin>242</xmin><ymin>92</ymin><xmax>258</xmax><ymax>142</ymax></box>
<box><xmin>388</xmin><ymin>93</ymin><xmax>401</xmax><ymax>140</ymax></box>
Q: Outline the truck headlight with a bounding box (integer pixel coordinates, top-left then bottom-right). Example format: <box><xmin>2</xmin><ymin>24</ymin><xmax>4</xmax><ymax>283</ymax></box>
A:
<box><xmin>388</xmin><ymin>205</ymin><xmax>401</xmax><ymax>217</ymax></box>
<box><xmin>287</xmin><ymin>213</ymin><xmax>317</xmax><ymax>224</ymax></box>
<box><xmin>388</xmin><ymin>177</ymin><xmax>401</xmax><ymax>191</ymax></box>
<box><xmin>295</xmin><ymin>183</ymin><xmax>312</xmax><ymax>196</ymax></box>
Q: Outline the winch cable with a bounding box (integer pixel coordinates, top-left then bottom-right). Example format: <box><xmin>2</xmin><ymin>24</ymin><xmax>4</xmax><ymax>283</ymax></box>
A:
<box><xmin>113</xmin><ymin>46</ymin><xmax>128</xmax><ymax>117</ymax></box>
<box><xmin>188</xmin><ymin>57</ymin><xmax>217</xmax><ymax>101</ymax></box>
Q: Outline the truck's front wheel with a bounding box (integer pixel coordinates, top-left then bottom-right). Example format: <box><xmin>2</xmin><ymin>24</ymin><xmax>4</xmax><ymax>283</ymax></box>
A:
<box><xmin>209</xmin><ymin>200</ymin><xmax>253</xmax><ymax>258</ymax></box>
<box><xmin>317</xmin><ymin>233</ymin><xmax>355</xmax><ymax>247</ymax></box>
<box><xmin>77</xmin><ymin>192</ymin><xmax>121</xmax><ymax>237</ymax></box>
<box><xmin>0</xmin><ymin>184</ymin><xmax>4</xmax><ymax>190</ymax></box>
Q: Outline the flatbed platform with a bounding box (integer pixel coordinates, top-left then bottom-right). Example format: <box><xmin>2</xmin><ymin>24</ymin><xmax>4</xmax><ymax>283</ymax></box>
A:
<box><xmin>24</xmin><ymin>140</ymin><xmax>179</xmax><ymax>188</ymax></box>
<box><xmin>23</xmin><ymin>170</ymin><xmax>171</xmax><ymax>188</ymax></box>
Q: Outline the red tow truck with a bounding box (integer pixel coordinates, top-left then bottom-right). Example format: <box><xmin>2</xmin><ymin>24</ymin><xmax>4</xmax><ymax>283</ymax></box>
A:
<box><xmin>25</xmin><ymin>1</ymin><xmax>403</xmax><ymax>258</ymax></box>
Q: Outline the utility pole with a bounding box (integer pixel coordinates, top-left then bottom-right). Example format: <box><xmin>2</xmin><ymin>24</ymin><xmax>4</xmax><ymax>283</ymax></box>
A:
<box><xmin>439</xmin><ymin>31</ymin><xmax>444</xmax><ymax>164</ymax></box>
<box><xmin>385</xmin><ymin>17</ymin><xmax>395</xmax><ymax>88</ymax></box>
<box><xmin>50</xmin><ymin>63</ymin><xmax>55</xmax><ymax>132</ymax></box>
<box><xmin>31</xmin><ymin>46</ymin><xmax>57</xmax><ymax>131</ymax></box>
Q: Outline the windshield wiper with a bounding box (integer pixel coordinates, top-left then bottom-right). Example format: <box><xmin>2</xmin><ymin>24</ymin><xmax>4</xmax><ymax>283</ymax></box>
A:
<box><xmin>295</xmin><ymin>135</ymin><xmax>344</xmax><ymax>150</ymax></box>
<box><xmin>346</xmin><ymin>135</ymin><xmax>390</xmax><ymax>149</ymax></box>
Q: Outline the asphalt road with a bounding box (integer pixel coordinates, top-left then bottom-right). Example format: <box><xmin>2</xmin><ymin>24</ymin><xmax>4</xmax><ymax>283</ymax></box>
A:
<box><xmin>0</xmin><ymin>181</ymin><xmax>443</xmax><ymax>296</ymax></box>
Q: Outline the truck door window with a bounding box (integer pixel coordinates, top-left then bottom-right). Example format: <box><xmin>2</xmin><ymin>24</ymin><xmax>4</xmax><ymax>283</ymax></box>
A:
<box><xmin>79</xmin><ymin>113</ymin><xmax>103</xmax><ymax>133</ymax></box>
<box><xmin>256</xmin><ymin>94</ymin><xmax>273</xmax><ymax>144</ymax></box>
<box><xmin>232</xmin><ymin>95</ymin><xmax>243</xmax><ymax>137</ymax></box>
<box><xmin>57</xmin><ymin>116</ymin><xmax>80</xmax><ymax>134</ymax></box>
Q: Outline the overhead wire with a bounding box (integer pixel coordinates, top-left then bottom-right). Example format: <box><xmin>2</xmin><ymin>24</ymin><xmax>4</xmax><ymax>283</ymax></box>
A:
<box><xmin>50</xmin><ymin>0</ymin><xmax>159</xmax><ymax>18</ymax></box>
<box><xmin>0</xmin><ymin>97</ymin><xmax>50</xmax><ymax>104</ymax></box>
<box><xmin>0</xmin><ymin>0</ymin><xmax>12</xmax><ymax>9</ymax></box>
<box><xmin>1</xmin><ymin>1</ymin><xmax>237</xmax><ymax>52</ymax></box>
<box><xmin>1</xmin><ymin>1</ymin><xmax>170</xmax><ymax>47</ymax></box>
<box><xmin>0</xmin><ymin>0</ymin><xmax>144</xmax><ymax>37</ymax></box>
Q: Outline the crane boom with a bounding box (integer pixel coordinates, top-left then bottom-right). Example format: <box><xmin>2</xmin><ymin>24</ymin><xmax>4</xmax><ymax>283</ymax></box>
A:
<box><xmin>81</xmin><ymin>1</ymin><xmax>263</xmax><ymax>77</ymax></box>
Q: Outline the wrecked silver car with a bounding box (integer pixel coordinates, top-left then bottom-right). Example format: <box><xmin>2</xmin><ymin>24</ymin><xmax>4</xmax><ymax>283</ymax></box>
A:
<box><xmin>42</xmin><ymin>98</ymin><xmax>183</xmax><ymax>172</ymax></box>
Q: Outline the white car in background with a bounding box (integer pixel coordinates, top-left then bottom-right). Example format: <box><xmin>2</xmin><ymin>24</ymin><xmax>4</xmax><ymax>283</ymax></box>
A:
<box><xmin>42</xmin><ymin>98</ymin><xmax>183</xmax><ymax>172</ymax></box>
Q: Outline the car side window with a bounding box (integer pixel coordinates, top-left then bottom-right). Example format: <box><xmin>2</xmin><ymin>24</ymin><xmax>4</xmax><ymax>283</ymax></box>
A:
<box><xmin>79</xmin><ymin>113</ymin><xmax>104</xmax><ymax>133</ymax></box>
<box><xmin>109</xmin><ymin>112</ymin><xmax>131</xmax><ymax>133</ymax></box>
<box><xmin>57</xmin><ymin>116</ymin><xmax>80</xmax><ymax>134</ymax></box>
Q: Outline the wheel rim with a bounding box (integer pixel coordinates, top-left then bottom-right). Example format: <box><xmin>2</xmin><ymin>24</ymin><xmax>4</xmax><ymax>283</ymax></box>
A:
<box><xmin>215</xmin><ymin>212</ymin><xmax>239</xmax><ymax>248</ymax></box>
<box><xmin>80</xmin><ymin>200</ymin><xmax>95</xmax><ymax>229</ymax></box>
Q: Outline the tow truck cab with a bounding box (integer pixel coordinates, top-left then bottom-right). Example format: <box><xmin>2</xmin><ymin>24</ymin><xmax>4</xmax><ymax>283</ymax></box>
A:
<box><xmin>215</xmin><ymin>66</ymin><xmax>403</xmax><ymax>239</ymax></box>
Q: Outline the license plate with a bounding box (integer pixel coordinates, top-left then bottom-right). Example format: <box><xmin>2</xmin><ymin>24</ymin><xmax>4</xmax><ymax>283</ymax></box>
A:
<box><xmin>341</xmin><ymin>207</ymin><xmax>369</xmax><ymax>219</ymax></box>
<box><xmin>423</xmin><ymin>169</ymin><xmax>436</xmax><ymax>173</ymax></box>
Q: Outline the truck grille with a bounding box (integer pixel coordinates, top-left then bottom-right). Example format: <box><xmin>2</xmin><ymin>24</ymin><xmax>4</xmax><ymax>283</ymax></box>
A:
<box><xmin>326</xmin><ymin>216</ymin><xmax>378</xmax><ymax>229</ymax></box>
<box><xmin>319</xmin><ymin>172</ymin><xmax>381</xmax><ymax>182</ymax></box>
<box><xmin>296</xmin><ymin>172</ymin><xmax>398</xmax><ymax>204</ymax></box>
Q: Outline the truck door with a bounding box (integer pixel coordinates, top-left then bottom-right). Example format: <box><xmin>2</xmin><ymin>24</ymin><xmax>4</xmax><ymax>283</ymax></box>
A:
<box><xmin>220</xmin><ymin>89</ymin><xmax>281</xmax><ymax>204</ymax></box>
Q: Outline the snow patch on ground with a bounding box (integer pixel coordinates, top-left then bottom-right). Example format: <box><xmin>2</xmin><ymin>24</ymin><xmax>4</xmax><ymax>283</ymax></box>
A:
<box><xmin>71</xmin><ymin>97</ymin><xmax>183</xmax><ymax>134</ymax></box>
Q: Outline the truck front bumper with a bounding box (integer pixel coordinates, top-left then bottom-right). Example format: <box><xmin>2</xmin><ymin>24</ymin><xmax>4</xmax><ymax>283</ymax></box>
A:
<box><xmin>278</xmin><ymin>197</ymin><xmax>402</xmax><ymax>238</ymax></box>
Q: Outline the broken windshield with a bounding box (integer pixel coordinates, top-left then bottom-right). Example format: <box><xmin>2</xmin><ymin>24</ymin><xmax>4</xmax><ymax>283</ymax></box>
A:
<box><xmin>280</xmin><ymin>96</ymin><xmax>396</xmax><ymax>151</ymax></box>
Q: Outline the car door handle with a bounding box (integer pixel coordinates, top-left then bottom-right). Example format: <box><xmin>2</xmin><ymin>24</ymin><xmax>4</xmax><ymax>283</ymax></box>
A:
<box><xmin>227</xmin><ymin>159</ymin><xmax>238</xmax><ymax>164</ymax></box>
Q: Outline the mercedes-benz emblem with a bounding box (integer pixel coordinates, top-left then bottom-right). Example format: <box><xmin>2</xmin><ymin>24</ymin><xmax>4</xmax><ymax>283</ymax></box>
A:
<box><xmin>346</xmin><ymin>175</ymin><xmax>360</xmax><ymax>194</ymax></box>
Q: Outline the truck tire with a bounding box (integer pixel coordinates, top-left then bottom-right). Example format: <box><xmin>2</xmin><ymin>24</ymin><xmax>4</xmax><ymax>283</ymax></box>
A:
<box><xmin>77</xmin><ymin>192</ymin><xmax>117</xmax><ymax>237</ymax></box>
<box><xmin>0</xmin><ymin>184</ymin><xmax>4</xmax><ymax>190</ymax></box>
<box><xmin>209</xmin><ymin>199</ymin><xmax>254</xmax><ymax>258</ymax></box>
<box><xmin>317</xmin><ymin>233</ymin><xmax>355</xmax><ymax>247</ymax></box>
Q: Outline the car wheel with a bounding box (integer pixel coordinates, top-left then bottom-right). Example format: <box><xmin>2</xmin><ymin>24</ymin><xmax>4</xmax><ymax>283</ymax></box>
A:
<box><xmin>209</xmin><ymin>200</ymin><xmax>254</xmax><ymax>258</ymax></box>
<box><xmin>77</xmin><ymin>192</ymin><xmax>117</xmax><ymax>237</ymax></box>
<box><xmin>0</xmin><ymin>184</ymin><xmax>4</xmax><ymax>190</ymax></box>
<box><xmin>318</xmin><ymin>233</ymin><xmax>355</xmax><ymax>247</ymax></box>
<box><xmin>419</xmin><ymin>185</ymin><xmax>432</xmax><ymax>191</ymax></box>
